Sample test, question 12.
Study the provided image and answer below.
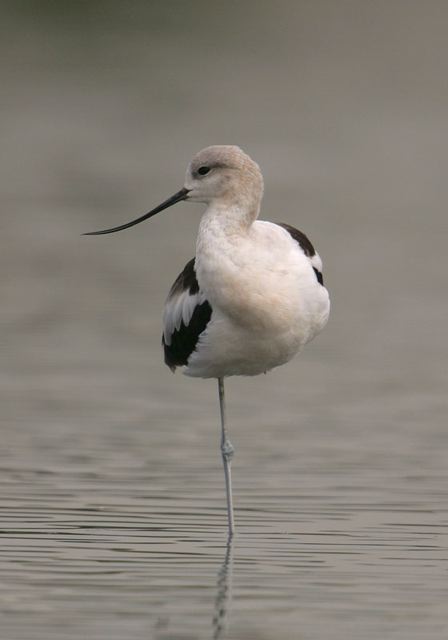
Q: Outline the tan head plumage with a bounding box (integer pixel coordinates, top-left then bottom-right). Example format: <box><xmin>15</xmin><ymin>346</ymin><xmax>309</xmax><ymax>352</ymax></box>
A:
<box><xmin>184</xmin><ymin>145</ymin><xmax>264</xmax><ymax>215</ymax></box>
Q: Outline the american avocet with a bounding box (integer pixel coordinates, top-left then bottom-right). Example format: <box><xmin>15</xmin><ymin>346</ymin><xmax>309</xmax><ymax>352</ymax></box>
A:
<box><xmin>85</xmin><ymin>145</ymin><xmax>330</xmax><ymax>537</ymax></box>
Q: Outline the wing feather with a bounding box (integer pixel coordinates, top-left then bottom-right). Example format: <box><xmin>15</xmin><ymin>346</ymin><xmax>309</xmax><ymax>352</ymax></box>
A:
<box><xmin>162</xmin><ymin>258</ymin><xmax>212</xmax><ymax>370</ymax></box>
<box><xmin>277</xmin><ymin>222</ymin><xmax>325</xmax><ymax>286</ymax></box>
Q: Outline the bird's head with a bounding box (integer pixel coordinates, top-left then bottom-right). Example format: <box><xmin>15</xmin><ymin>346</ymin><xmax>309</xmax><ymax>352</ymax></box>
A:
<box><xmin>84</xmin><ymin>145</ymin><xmax>263</xmax><ymax>236</ymax></box>
<box><xmin>184</xmin><ymin>145</ymin><xmax>264</xmax><ymax>211</ymax></box>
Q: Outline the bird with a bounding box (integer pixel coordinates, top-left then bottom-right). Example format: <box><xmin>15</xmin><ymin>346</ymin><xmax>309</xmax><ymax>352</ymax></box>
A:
<box><xmin>84</xmin><ymin>145</ymin><xmax>330</xmax><ymax>538</ymax></box>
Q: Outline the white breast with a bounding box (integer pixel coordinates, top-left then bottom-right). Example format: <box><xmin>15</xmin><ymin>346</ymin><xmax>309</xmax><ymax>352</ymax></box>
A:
<box><xmin>184</xmin><ymin>215</ymin><xmax>329</xmax><ymax>378</ymax></box>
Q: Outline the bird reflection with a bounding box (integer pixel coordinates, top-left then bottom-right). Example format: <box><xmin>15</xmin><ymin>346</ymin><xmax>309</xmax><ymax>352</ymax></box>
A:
<box><xmin>212</xmin><ymin>534</ymin><xmax>234</xmax><ymax>639</ymax></box>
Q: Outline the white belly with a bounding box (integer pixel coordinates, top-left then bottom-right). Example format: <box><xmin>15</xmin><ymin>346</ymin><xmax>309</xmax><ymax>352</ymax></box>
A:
<box><xmin>184</xmin><ymin>220</ymin><xmax>330</xmax><ymax>378</ymax></box>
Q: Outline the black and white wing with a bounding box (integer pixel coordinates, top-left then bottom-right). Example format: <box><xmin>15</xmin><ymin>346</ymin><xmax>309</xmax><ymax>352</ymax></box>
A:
<box><xmin>277</xmin><ymin>223</ymin><xmax>325</xmax><ymax>285</ymax></box>
<box><xmin>162</xmin><ymin>258</ymin><xmax>212</xmax><ymax>371</ymax></box>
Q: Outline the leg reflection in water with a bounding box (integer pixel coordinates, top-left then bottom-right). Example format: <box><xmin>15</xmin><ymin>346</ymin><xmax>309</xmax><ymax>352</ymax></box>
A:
<box><xmin>212</xmin><ymin>534</ymin><xmax>234</xmax><ymax>639</ymax></box>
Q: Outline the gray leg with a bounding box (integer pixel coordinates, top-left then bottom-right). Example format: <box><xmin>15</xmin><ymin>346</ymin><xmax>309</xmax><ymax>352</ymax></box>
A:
<box><xmin>218</xmin><ymin>377</ymin><xmax>235</xmax><ymax>537</ymax></box>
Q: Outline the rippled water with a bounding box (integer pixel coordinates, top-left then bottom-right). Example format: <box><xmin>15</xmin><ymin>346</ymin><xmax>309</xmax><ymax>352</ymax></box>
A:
<box><xmin>2</xmin><ymin>2</ymin><xmax>448</xmax><ymax>639</ymax></box>
<box><xmin>2</xmin><ymin>411</ymin><xmax>448</xmax><ymax>639</ymax></box>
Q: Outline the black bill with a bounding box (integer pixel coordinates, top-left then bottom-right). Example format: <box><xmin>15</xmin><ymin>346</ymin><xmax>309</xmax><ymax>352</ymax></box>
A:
<box><xmin>83</xmin><ymin>187</ymin><xmax>190</xmax><ymax>236</ymax></box>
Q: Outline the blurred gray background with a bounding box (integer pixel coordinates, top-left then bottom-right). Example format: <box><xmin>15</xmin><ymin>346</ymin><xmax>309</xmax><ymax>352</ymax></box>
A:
<box><xmin>1</xmin><ymin>2</ymin><xmax>447</xmax><ymax>639</ymax></box>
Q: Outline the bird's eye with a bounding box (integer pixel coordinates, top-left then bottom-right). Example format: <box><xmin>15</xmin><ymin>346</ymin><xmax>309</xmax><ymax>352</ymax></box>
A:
<box><xmin>197</xmin><ymin>166</ymin><xmax>211</xmax><ymax>176</ymax></box>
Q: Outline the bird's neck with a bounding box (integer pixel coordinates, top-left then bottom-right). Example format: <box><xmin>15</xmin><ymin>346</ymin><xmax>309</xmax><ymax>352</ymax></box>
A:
<box><xmin>198</xmin><ymin>201</ymin><xmax>259</xmax><ymax>237</ymax></box>
<box><xmin>195</xmin><ymin>201</ymin><xmax>261</xmax><ymax>300</ymax></box>
<box><xmin>195</xmin><ymin>206</ymin><xmax>253</xmax><ymax>323</ymax></box>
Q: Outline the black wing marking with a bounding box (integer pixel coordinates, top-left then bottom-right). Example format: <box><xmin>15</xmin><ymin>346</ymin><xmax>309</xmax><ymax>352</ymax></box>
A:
<box><xmin>277</xmin><ymin>222</ymin><xmax>315</xmax><ymax>256</ymax></box>
<box><xmin>162</xmin><ymin>258</ymin><xmax>212</xmax><ymax>371</ymax></box>
<box><xmin>277</xmin><ymin>222</ymin><xmax>324</xmax><ymax>286</ymax></box>
<box><xmin>168</xmin><ymin>257</ymin><xmax>200</xmax><ymax>296</ymax></box>
<box><xmin>313</xmin><ymin>267</ymin><xmax>324</xmax><ymax>285</ymax></box>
